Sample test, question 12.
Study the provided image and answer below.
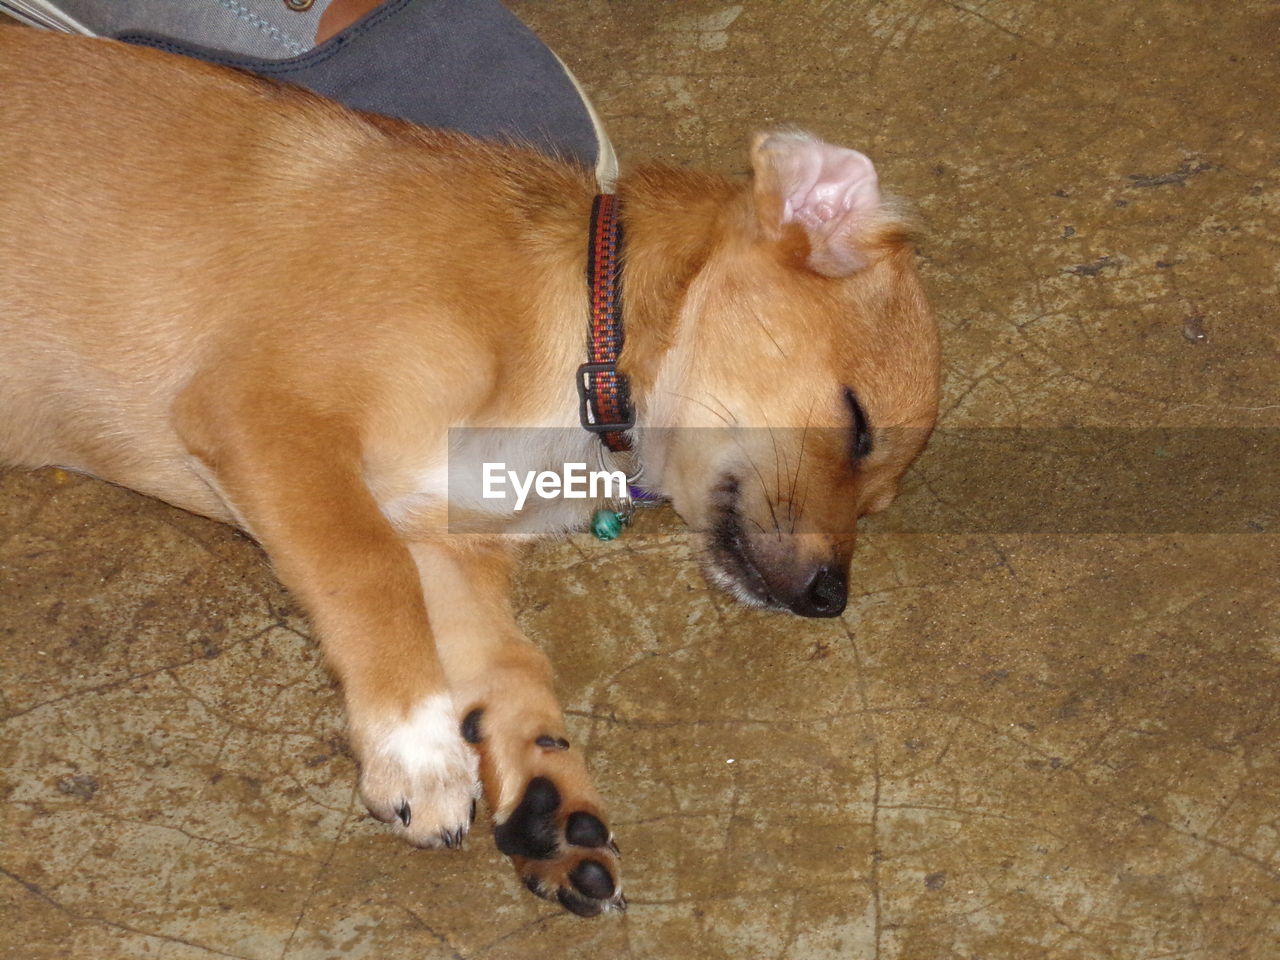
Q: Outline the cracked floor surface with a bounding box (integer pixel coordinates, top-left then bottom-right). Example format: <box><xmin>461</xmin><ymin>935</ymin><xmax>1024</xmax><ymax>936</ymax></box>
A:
<box><xmin>2</xmin><ymin>1</ymin><xmax>1278</xmax><ymax>957</ymax></box>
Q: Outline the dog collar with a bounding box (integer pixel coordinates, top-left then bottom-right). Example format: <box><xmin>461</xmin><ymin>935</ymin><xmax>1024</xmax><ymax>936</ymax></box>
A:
<box><xmin>579</xmin><ymin>194</ymin><xmax>662</xmax><ymax>540</ymax></box>
<box><xmin>577</xmin><ymin>193</ymin><xmax>634</xmax><ymax>453</ymax></box>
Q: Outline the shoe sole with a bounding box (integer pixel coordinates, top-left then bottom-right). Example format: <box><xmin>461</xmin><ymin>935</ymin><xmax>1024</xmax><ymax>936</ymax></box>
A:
<box><xmin>1</xmin><ymin>0</ymin><xmax>96</xmax><ymax>33</ymax></box>
<box><xmin>2</xmin><ymin>1</ymin><xmax>618</xmax><ymax>190</ymax></box>
<box><xmin>548</xmin><ymin>49</ymin><xmax>618</xmax><ymax>191</ymax></box>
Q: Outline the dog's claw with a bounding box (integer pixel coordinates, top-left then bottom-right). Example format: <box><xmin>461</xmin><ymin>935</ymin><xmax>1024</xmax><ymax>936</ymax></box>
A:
<box><xmin>523</xmin><ymin>874</ymin><xmax>549</xmax><ymax>899</ymax></box>
<box><xmin>408</xmin><ymin>823</ymin><xmax>469</xmax><ymax>850</ymax></box>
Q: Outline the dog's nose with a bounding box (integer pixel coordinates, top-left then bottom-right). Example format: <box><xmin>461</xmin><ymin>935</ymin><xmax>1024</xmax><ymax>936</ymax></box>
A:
<box><xmin>789</xmin><ymin>565</ymin><xmax>847</xmax><ymax>618</ymax></box>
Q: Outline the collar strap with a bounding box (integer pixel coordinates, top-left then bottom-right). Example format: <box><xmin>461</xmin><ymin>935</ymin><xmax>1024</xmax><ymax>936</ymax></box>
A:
<box><xmin>577</xmin><ymin>193</ymin><xmax>634</xmax><ymax>453</ymax></box>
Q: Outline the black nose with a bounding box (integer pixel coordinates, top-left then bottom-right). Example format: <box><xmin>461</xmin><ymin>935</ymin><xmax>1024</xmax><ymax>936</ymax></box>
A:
<box><xmin>790</xmin><ymin>565</ymin><xmax>847</xmax><ymax>618</ymax></box>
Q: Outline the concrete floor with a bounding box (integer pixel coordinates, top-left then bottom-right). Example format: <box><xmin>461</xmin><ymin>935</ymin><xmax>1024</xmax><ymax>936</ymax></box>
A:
<box><xmin>2</xmin><ymin>1</ymin><xmax>1278</xmax><ymax>957</ymax></box>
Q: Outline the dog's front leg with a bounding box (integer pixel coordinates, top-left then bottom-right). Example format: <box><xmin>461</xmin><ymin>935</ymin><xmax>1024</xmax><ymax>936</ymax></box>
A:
<box><xmin>409</xmin><ymin>539</ymin><xmax>625</xmax><ymax>916</ymax></box>
<box><xmin>174</xmin><ymin>391</ymin><xmax>477</xmax><ymax>848</ymax></box>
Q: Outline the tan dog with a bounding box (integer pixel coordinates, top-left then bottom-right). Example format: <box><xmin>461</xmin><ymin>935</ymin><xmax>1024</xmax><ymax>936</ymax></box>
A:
<box><xmin>0</xmin><ymin>28</ymin><xmax>939</xmax><ymax>916</ymax></box>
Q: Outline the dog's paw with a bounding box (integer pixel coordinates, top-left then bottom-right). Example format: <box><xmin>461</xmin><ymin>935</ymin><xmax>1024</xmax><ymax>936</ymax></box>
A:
<box><xmin>460</xmin><ymin>705</ymin><xmax>623</xmax><ymax>915</ymax></box>
<box><xmin>495</xmin><ymin>776</ymin><xmax>625</xmax><ymax>917</ymax></box>
<box><xmin>355</xmin><ymin>695</ymin><xmax>480</xmax><ymax>849</ymax></box>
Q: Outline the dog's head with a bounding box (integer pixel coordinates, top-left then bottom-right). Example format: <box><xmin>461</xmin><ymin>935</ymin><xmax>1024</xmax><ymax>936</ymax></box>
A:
<box><xmin>636</xmin><ymin>131</ymin><xmax>940</xmax><ymax>617</ymax></box>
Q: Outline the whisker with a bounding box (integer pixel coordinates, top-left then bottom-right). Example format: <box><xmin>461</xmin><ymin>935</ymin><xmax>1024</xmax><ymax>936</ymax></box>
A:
<box><xmin>663</xmin><ymin>391</ymin><xmax>736</xmax><ymax>427</ymax></box>
<box><xmin>663</xmin><ymin>390</ymin><xmax>782</xmax><ymax>535</ymax></box>
<box><xmin>766</xmin><ymin>417</ymin><xmax>787</xmax><ymax>527</ymax></box>
<box><xmin>750</xmin><ymin>307</ymin><xmax>787</xmax><ymax>359</ymax></box>
<box><xmin>787</xmin><ymin>401</ymin><xmax>815</xmax><ymax>534</ymax></box>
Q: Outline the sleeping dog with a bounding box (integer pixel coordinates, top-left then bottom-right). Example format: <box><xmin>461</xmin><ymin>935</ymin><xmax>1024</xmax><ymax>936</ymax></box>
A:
<box><xmin>0</xmin><ymin>29</ymin><xmax>939</xmax><ymax>916</ymax></box>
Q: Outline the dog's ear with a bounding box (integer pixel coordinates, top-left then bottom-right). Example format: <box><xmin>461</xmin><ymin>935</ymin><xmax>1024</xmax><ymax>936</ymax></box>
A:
<box><xmin>750</xmin><ymin>130</ymin><xmax>883</xmax><ymax>278</ymax></box>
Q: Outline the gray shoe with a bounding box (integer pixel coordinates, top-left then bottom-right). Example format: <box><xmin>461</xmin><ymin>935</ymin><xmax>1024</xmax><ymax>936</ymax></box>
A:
<box><xmin>0</xmin><ymin>0</ymin><xmax>617</xmax><ymax>187</ymax></box>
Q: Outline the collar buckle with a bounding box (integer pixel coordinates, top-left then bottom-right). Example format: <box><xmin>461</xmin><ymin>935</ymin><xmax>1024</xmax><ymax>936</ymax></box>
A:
<box><xmin>576</xmin><ymin>361</ymin><xmax>636</xmax><ymax>434</ymax></box>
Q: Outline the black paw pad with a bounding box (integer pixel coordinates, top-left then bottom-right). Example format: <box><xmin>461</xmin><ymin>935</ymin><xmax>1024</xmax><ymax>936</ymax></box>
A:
<box><xmin>569</xmin><ymin>859</ymin><xmax>616</xmax><ymax>900</ymax></box>
<box><xmin>557</xmin><ymin>887</ymin><xmax>604</xmax><ymax>918</ymax></box>
<box><xmin>461</xmin><ymin>708</ymin><xmax>484</xmax><ymax>744</ymax></box>
<box><xmin>535</xmin><ymin>734</ymin><xmax>570</xmax><ymax>751</ymax></box>
<box><xmin>494</xmin><ymin>776</ymin><xmax>561</xmax><ymax>860</ymax></box>
<box><xmin>396</xmin><ymin>801</ymin><xmax>411</xmax><ymax>827</ymax></box>
<box><xmin>564</xmin><ymin>811</ymin><xmax>609</xmax><ymax>848</ymax></box>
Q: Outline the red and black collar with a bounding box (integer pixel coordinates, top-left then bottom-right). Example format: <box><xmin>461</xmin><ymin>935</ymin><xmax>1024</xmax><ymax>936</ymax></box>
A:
<box><xmin>576</xmin><ymin>194</ymin><xmax>634</xmax><ymax>453</ymax></box>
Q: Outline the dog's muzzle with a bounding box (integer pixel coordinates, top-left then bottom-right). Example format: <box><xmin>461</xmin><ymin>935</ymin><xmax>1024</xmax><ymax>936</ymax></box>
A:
<box><xmin>706</xmin><ymin>484</ymin><xmax>849</xmax><ymax>617</ymax></box>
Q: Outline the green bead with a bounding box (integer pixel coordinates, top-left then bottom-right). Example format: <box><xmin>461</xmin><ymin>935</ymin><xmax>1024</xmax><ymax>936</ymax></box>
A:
<box><xmin>591</xmin><ymin>509</ymin><xmax>624</xmax><ymax>541</ymax></box>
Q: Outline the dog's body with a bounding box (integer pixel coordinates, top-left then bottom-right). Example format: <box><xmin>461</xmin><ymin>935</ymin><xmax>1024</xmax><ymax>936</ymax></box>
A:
<box><xmin>0</xmin><ymin>28</ymin><xmax>939</xmax><ymax>914</ymax></box>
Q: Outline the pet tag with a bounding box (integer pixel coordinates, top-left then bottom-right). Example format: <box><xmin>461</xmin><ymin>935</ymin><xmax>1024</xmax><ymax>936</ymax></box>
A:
<box><xmin>591</xmin><ymin>508</ymin><xmax>625</xmax><ymax>541</ymax></box>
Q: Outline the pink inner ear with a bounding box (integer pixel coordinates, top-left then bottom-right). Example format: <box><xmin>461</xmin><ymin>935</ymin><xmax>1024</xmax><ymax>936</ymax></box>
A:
<box><xmin>753</xmin><ymin>132</ymin><xmax>883</xmax><ymax>276</ymax></box>
<box><xmin>772</xmin><ymin>137</ymin><xmax>881</xmax><ymax>229</ymax></box>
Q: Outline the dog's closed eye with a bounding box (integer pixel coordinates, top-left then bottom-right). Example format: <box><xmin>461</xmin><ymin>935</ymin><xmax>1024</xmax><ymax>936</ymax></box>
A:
<box><xmin>844</xmin><ymin>387</ymin><xmax>872</xmax><ymax>461</ymax></box>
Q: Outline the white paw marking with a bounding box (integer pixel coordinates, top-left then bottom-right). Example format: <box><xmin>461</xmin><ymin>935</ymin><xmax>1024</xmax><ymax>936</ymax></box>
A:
<box><xmin>376</xmin><ymin>694</ymin><xmax>479</xmax><ymax>787</ymax></box>
<box><xmin>358</xmin><ymin>694</ymin><xmax>480</xmax><ymax>845</ymax></box>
